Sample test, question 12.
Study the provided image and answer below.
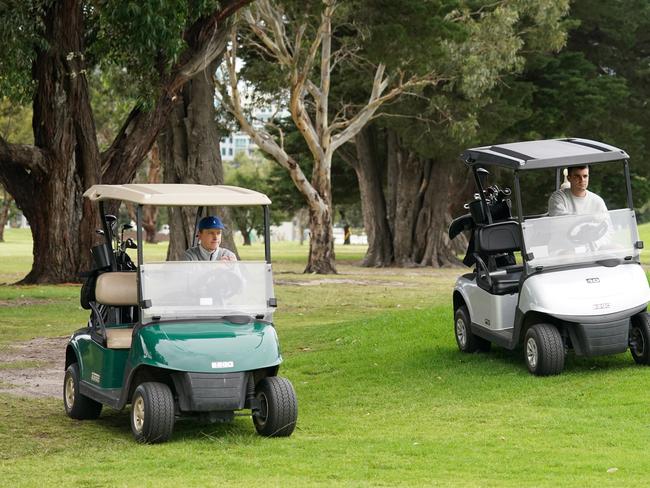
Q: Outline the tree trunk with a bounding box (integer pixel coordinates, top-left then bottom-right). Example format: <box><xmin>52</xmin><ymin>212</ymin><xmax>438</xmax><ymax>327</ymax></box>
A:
<box><xmin>0</xmin><ymin>189</ymin><xmax>11</xmax><ymax>242</ymax></box>
<box><xmin>158</xmin><ymin>61</ymin><xmax>238</xmax><ymax>261</ymax></box>
<box><xmin>352</xmin><ymin>127</ymin><xmax>393</xmax><ymax>266</ymax></box>
<box><xmin>305</xmin><ymin>154</ymin><xmax>336</xmax><ymax>274</ymax></box>
<box><xmin>306</xmin><ymin>204</ymin><xmax>336</xmax><ymax>273</ymax></box>
<box><xmin>345</xmin><ymin>126</ymin><xmax>465</xmax><ymax>268</ymax></box>
<box><xmin>0</xmin><ymin>0</ymin><xmax>101</xmax><ymax>283</ymax></box>
<box><xmin>240</xmin><ymin>225</ymin><xmax>252</xmax><ymax>246</ymax></box>
<box><xmin>413</xmin><ymin>159</ymin><xmax>463</xmax><ymax>267</ymax></box>
<box><xmin>389</xmin><ymin>135</ymin><xmax>423</xmax><ymax>266</ymax></box>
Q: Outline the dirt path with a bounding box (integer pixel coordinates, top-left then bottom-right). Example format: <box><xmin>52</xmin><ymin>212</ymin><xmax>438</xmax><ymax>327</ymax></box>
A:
<box><xmin>0</xmin><ymin>336</ymin><xmax>67</xmax><ymax>398</ymax></box>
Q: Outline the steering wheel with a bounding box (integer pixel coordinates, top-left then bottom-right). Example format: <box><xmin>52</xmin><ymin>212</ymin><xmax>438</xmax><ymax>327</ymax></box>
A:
<box><xmin>568</xmin><ymin>219</ymin><xmax>608</xmax><ymax>245</ymax></box>
<box><xmin>200</xmin><ymin>266</ymin><xmax>245</xmax><ymax>303</ymax></box>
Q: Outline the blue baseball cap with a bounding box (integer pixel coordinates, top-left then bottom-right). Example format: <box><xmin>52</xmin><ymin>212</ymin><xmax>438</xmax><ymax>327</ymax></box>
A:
<box><xmin>199</xmin><ymin>216</ymin><xmax>225</xmax><ymax>230</ymax></box>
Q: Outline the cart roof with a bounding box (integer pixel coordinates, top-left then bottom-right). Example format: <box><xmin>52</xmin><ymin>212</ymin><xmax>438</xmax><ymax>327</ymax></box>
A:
<box><xmin>461</xmin><ymin>138</ymin><xmax>628</xmax><ymax>170</ymax></box>
<box><xmin>83</xmin><ymin>184</ymin><xmax>271</xmax><ymax>206</ymax></box>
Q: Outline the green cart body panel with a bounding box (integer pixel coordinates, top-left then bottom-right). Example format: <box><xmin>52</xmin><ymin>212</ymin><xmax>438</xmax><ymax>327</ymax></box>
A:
<box><xmin>129</xmin><ymin>321</ymin><xmax>282</xmax><ymax>373</ymax></box>
<box><xmin>68</xmin><ymin>320</ymin><xmax>282</xmax><ymax>398</ymax></box>
<box><xmin>72</xmin><ymin>327</ymin><xmax>130</xmax><ymax>389</ymax></box>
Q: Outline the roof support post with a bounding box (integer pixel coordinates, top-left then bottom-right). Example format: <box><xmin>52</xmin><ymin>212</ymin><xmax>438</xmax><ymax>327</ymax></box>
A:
<box><xmin>136</xmin><ymin>204</ymin><xmax>144</xmax><ymax>267</ymax></box>
<box><xmin>263</xmin><ymin>205</ymin><xmax>271</xmax><ymax>263</ymax></box>
<box><xmin>623</xmin><ymin>160</ymin><xmax>634</xmax><ymax>209</ymax></box>
<box><xmin>192</xmin><ymin>206</ymin><xmax>204</xmax><ymax>248</ymax></box>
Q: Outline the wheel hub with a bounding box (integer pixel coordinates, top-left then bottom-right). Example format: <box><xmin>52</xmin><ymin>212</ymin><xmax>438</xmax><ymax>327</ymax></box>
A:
<box><xmin>455</xmin><ymin>318</ymin><xmax>467</xmax><ymax>348</ymax></box>
<box><xmin>65</xmin><ymin>376</ymin><xmax>75</xmax><ymax>409</ymax></box>
<box><xmin>526</xmin><ymin>338</ymin><xmax>538</xmax><ymax>369</ymax></box>
<box><xmin>132</xmin><ymin>396</ymin><xmax>145</xmax><ymax>433</ymax></box>
<box><xmin>255</xmin><ymin>392</ymin><xmax>269</xmax><ymax>427</ymax></box>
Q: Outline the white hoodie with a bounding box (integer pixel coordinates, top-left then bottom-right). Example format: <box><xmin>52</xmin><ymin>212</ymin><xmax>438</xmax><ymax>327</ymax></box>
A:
<box><xmin>548</xmin><ymin>188</ymin><xmax>607</xmax><ymax>216</ymax></box>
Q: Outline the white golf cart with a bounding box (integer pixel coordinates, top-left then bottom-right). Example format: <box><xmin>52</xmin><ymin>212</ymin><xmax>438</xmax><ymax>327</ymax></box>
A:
<box><xmin>449</xmin><ymin>138</ymin><xmax>650</xmax><ymax>375</ymax></box>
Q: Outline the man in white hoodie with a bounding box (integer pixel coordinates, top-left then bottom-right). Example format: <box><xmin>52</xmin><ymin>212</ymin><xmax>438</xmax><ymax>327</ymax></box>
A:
<box><xmin>548</xmin><ymin>165</ymin><xmax>608</xmax><ymax>216</ymax></box>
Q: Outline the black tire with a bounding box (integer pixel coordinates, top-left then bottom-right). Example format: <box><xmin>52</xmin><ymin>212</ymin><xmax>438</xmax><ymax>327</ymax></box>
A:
<box><xmin>454</xmin><ymin>306</ymin><xmax>491</xmax><ymax>353</ymax></box>
<box><xmin>630</xmin><ymin>312</ymin><xmax>650</xmax><ymax>365</ymax></box>
<box><xmin>253</xmin><ymin>376</ymin><xmax>298</xmax><ymax>437</ymax></box>
<box><xmin>524</xmin><ymin>324</ymin><xmax>565</xmax><ymax>376</ymax></box>
<box><xmin>63</xmin><ymin>363</ymin><xmax>103</xmax><ymax>420</ymax></box>
<box><xmin>130</xmin><ymin>382</ymin><xmax>175</xmax><ymax>444</ymax></box>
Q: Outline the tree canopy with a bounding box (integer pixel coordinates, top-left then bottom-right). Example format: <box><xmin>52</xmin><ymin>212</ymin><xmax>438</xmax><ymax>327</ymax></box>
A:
<box><xmin>0</xmin><ymin>0</ymin><xmax>251</xmax><ymax>283</ymax></box>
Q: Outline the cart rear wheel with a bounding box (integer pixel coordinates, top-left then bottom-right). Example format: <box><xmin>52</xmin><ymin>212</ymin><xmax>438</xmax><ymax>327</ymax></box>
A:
<box><xmin>630</xmin><ymin>312</ymin><xmax>650</xmax><ymax>365</ymax></box>
<box><xmin>130</xmin><ymin>382</ymin><xmax>175</xmax><ymax>444</ymax></box>
<box><xmin>524</xmin><ymin>324</ymin><xmax>564</xmax><ymax>376</ymax></box>
<box><xmin>63</xmin><ymin>363</ymin><xmax>102</xmax><ymax>420</ymax></box>
<box><xmin>454</xmin><ymin>306</ymin><xmax>491</xmax><ymax>353</ymax></box>
<box><xmin>253</xmin><ymin>376</ymin><xmax>298</xmax><ymax>437</ymax></box>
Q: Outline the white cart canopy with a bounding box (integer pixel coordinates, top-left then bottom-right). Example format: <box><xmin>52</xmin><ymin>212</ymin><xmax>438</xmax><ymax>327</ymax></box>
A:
<box><xmin>83</xmin><ymin>184</ymin><xmax>271</xmax><ymax>206</ymax></box>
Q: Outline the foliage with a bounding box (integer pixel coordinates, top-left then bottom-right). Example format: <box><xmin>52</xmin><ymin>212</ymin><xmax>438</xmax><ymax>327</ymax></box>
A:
<box><xmin>333</xmin><ymin>0</ymin><xmax>570</xmax><ymax>159</ymax></box>
<box><xmin>88</xmin><ymin>68</ymin><xmax>139</xmax><ymax>150</ymax></box>
<box><xmin>487</xmin><ymin>0</ymin><xmax>650</xmax><ymax>210</ymax></box>
<box><xmin>0</xmin><ymin>98</ymin><xmax>32</xmax><ymax>144</ymax></box>
<box><xmin>0</xmin><ymin>1</ymin><xmax>46</xmax><ymax>104</ymax></box>
<box><xmin>0</xmin><ymin>0</ymin><xmax>222</xmax><ymax>106</ymax></box>
<box><xmin>224</xmin><ymin>152</ymin><xmax>280</xmax><ymax>240</ymax></box>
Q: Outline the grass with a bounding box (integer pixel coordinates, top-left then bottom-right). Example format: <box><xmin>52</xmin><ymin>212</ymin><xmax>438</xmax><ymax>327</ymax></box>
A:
<box><xmin>1</xmin><ymin>227</ymin><xmax>650</xmax><ymax>486</ymax></box>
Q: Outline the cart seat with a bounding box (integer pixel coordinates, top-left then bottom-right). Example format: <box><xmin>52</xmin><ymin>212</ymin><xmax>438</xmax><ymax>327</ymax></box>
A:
<box><xmin>105</xmin><ymin>328</ymin><xmax>133</xmax><ymax>349</ymax></box>
<box><xmin>475</xmin><ymin>221</ymin><xmax>523</xmax><ymax>295</ymax></box>
<box><xmin>489</xmin><ymin>269</ymin><xmax>522</xmax><ymax>295</ymax></box>
<box><xmin>95</xmin><ymin>272</ymin><xmax>138</xmax><ymax>306</ymax></box>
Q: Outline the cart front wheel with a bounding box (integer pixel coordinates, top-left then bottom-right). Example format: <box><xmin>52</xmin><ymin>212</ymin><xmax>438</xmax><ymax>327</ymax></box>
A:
<box><xmin>63</xmin><ymin>363</ymin><xmax>102</xmax><ymax>420</ymax></box>
<box><xmin>130</xmin><ymin>382</ymin><xmax>175</xmax><ymax>444</ymax></box>
<box><xmin>524</xmin><ymin>324</ymin><xmax>564</xmax><ymax>376</ymax></box>
<box><xmin>454</xmin><ymin>306</ymin><xmax>491</xmax><ymax>353</ymax></box>
<box><xmin>630</xmin><ymin>312</ymin><xmax>650</xmax><ymax>365</ymax></box>
<box><xmin>253</xmin><ymin>376</ymin><xmax>298</xmax><ymax>437</ymax></box>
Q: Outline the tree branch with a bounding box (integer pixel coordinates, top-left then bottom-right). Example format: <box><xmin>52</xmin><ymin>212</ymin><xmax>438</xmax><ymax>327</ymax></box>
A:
<box><xmin>218</xmin><ymin>30</ymin><xmax>327</xmax><ymax>215</ymax></box>
<box><xmin>330</xmin><ymin>68</ymin><xmax>445</xmax><ymax>152</ymax></box>
<box><xmin>0</xmin><ymin>136</ymin><xmax>47</xmax><ymax>175</ymax></box>
<box><xmin>102</xmin><ymin>1</ymin><xmax>251</xmax><ymax>184</ymax></box>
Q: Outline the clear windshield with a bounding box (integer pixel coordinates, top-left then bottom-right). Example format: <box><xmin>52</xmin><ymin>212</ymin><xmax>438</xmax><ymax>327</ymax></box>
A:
<box><xmin>522</xmin><ymin>208</ymin><xmax>640</xmax><ymax>270</ymax></box>
<box><xmin>140</xmin><ymin>261</ymin><xmax>275</xmax><ymax>322</ymax></box>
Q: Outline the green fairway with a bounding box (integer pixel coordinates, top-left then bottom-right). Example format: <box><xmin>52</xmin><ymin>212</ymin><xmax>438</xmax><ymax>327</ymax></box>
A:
<box><xmin>1</xmin><ymin>228</ymin><xmax>650</xmax><ymax>486</ymax></box>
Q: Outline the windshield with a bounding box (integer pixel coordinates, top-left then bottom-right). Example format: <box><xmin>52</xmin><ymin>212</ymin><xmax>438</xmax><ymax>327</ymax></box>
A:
<box><xmin>522</xmin><ymin>208</ymin><xmax>640</xmax><ymax>270</ymax></box>
<box><xmin>140</xmin><ymin>261</ymin><xmax>275</xmax><ymax>322</ymax></box>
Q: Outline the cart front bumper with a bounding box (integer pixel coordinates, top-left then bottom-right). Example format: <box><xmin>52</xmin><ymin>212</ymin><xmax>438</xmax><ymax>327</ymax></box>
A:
<box><xmin>172</xmin><ymin>372</ymin><xmax>248</xmax><ymax>412</ymax></box>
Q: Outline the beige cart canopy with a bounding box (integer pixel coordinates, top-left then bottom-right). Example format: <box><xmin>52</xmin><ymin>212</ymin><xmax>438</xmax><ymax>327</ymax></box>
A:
<box><xmin>83</xmin><ymin>184</ymin><xmax>271</xmax><ymax>206</ymax></box>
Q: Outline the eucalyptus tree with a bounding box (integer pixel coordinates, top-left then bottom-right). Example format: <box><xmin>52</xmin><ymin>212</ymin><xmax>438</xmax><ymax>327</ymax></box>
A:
<box><xmin>0</xmin><ymin>0</ymin><xmax>251</xmax><ymax>283</ymax></box>
<box><xmin>218</xmin><ymin>0</ymin><xmax>445</xmax><ymax>273</ymax></box>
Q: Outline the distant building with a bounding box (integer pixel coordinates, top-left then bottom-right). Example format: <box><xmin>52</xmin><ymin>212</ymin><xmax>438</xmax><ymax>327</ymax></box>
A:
<box><xmin>220</xmin><ymin>132</ymin><xmax>256</xmax><ymax>161</ymax></box>
<box><xmin>219</xmin><ymin>107</ymin><xmax>285</xmax><ymax>162</ymax></box>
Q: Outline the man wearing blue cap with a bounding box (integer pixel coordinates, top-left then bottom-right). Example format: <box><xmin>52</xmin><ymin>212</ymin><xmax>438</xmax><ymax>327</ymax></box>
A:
<box><xmin>183</xmin><ymin>216</ymin><xmax>237</xmax><ymax>261</ymax></box>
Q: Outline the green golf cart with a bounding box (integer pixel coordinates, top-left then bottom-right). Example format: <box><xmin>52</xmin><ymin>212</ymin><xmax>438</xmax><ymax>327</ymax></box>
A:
<box><xmin>63</xmin><ymin>184</ymin><xmax>297</xmax><ymax>443</ymax></box>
